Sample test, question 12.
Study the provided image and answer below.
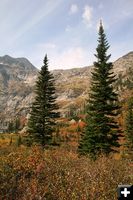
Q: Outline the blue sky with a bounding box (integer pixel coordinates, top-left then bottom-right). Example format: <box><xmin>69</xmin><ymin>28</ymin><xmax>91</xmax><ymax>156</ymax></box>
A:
<box><xmin>0</xmin><ymin>0</ymin><xmax>133</xmax><ymax>70</ymax></box>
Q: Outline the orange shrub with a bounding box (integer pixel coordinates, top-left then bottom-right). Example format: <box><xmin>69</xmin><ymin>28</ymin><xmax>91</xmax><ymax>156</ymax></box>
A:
<box><xmin>0</xmin><ymin>146</ymin><xmax>132</xmax><ymax>200</ymax></box>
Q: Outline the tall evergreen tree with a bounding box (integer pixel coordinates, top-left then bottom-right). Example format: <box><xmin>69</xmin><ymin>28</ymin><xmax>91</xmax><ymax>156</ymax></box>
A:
<box><xmin>27</xmin><ymin>55</ymin><xmax>60</xmax><ymax>146</ymax></box>
<box><xmin>79</xmin><ymin>21</ymin><xmax>121</xmax><ymax>158</ymax></box>
<box><xmin>14</xmin><ymin>118</ymin><xmax>20</xmax><ymax>133</ymax></box>
<box><xmin>125</xmin><ymin>97</ymin><xmax>133</xmax><ymax>151</ymax></box>
<box><xmin>8</xmin><ymin>121</ymin><xmax>14</xmax><ymax>133</ymax></box>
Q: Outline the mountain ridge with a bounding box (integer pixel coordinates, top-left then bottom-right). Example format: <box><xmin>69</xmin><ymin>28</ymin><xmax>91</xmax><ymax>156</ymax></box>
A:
<box><xmin>0</xmin><ymin>51</ymin><xmax>133</xmax><ymax>122</ymax></box>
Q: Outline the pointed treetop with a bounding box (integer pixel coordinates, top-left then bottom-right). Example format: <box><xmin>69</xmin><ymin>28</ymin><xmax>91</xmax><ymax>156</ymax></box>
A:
<box><xmin>99</xmin><ymin>19</ymin><xmax>104</xmax><ymax>32</ymax></box>
<box><xmin>98</xmin><ymin>19</ymin><xmax>104</xmax><ymax>35</ymax></box>
<box><xmin>43</xmin><ymin>54</ymin><xmax>48</xmax><ymax>62</ymax></box>
<box><xmin>43</xmin><ymin>54</ymin><xmax>48</xmax><ymax>67</ymax></box>
<box><xmin>100</xmin><ymin>19</ymin><xmax>103</xmax><ymax>27</ymax></box>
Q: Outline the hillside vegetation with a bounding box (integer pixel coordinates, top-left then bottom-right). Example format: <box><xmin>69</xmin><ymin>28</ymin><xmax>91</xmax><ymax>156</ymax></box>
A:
<box><xmin>0</xmin><ymin>145</ymin><xmax>132</xmax><ymax>200</ymax></box>
<box><xmin>0</xmin><ymin>26</ymin><xmax>133</xmax><ymax>200</ymax></box>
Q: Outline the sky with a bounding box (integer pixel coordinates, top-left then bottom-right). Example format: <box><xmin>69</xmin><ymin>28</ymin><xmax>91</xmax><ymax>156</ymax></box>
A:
<box><xmin>0</xmin><ymin>0</ymin><xmax>133</xmax><ymax>70</ymax></box>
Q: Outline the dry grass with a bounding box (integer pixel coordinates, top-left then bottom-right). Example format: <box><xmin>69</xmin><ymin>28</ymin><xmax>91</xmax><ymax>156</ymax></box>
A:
<box><xmin>0</xmin><ymin>133</ymin><xmax>18</xmax><ymax>147</ymax></box>
<box><xmin>0</xmin><ymin>145</ymin><xmax>132</xmax><ymax>200</ymax></box>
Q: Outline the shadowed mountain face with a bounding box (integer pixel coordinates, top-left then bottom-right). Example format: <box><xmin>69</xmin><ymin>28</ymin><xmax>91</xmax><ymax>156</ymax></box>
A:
<box><xmin>0</xmin><ymin>55</ymin><xmax>38</xmax><ymax>85</ymax></box>
<box><xmin>0</xmin><ymin>55</ymin><xmax>38</xmax><ymax>120</ymax></box>
<box><xmin>0</xmin><ymin>52</ymin><xmax>133</xmax><ymax>121</ymax></box>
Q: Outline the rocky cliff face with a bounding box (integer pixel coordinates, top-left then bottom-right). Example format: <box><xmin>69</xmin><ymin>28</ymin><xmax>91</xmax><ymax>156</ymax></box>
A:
<box><xmin>0</xmin><ymin>52</ymin><xmax>133</xmax><ymax>121</ymax></box>
<box><xmin>0</xmin><ymin>55</ymin><xmax>38</xmax><ymax>120</ymax></box>
<box><xmin>113</xmin><ymin>52</ymin><xmax>133</xmax><ymax>74</ymax></box>
<box><xmin>113</xmin><ymin>52</ymin><xmax>133</xmax><ymax>92</ymax></box>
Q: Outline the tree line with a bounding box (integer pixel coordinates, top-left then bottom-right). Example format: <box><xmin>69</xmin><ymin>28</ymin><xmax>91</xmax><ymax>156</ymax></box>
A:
<box><xmin>26</xmin><ymin>22</ymin><xmax>133</xmax><ymax>159</ymax></box>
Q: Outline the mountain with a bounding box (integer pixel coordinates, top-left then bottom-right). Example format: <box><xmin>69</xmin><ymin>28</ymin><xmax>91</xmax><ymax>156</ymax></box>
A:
<box><xmin>0</xmin><ymin>55</ymin><xmax>38</xmax><ymax>120</ymax></box>
<box><xmin>0</xmin><ymin>52</ymin><xmax>133</xmax><ymax>122</ymax></box>
<box><xmin>113</xmin><ymin>52</ymin><xmax>133</xmax><ymax>74</ymax></box>
<box><xmin>52</xmin><ymin>66</ymin><xmax>92</xmax><ymax>115</ymax></box>
<box><xmin>113</xmin><ymin>52</ymin><xmax>133</xmax><ymax>92</ymax></box>
<box><xmin>53</xmin><ymin>52</ymin><xmax>133</xmax><ymax>115</ymax></box>
<box><xmin>0</xmin><ymin>55</ymin><xmax>37</xmax><ymax>85</ymax></box>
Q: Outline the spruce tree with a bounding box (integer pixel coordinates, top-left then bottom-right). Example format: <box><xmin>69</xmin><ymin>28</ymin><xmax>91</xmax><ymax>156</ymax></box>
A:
<box><xmin>8</xmin><ymin>121</ymin><xmax>14</xmax><ymax>133</ymax></box>
<box><xmin>27</xmin><ymin>55</ymin><xmax>60</xmax><ymax>146</ymax></box>
<box><xmin>79</xmin><ymin>21</ymin><xmax>121</xmax><ymax>158</ymax></box>
<box><xmin>125</xmin><ymin>97</ymin><xmax>133</xmax><ymax>151</ymax></box>
<box><xmin>14</xmin><ymin>118</ymin><xmax>20</xmax><ymax>133</ymax></box>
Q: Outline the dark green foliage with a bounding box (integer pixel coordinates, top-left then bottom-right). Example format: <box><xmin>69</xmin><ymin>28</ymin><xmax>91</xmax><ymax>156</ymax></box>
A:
<box><xmin>79</xmin><ymin>22</ymin><xmax>121</xmax><ymax>159</ymax></box>
<box><xmin>27</xmin><ymin>55</ymin><xmax>60</xmax><ymax>146</ymax></box>
<box><xmin>8</xmin><ymin>118</ymin><xmax>20</xmax><ymax>133</ymax></box>
<box><xmin>8</xmin><ymin>121</ymin><xmax>14</xmax><ymax>133</ymax></box>
<box><xmin>125</xmin><ymin>97</ymin><xmax>133</xmax><ymax>151</ymax></box>
<box><xmin>14</xmin><ymin>118</ymin><xmax>21</xmax><ymax>133</ymax></box>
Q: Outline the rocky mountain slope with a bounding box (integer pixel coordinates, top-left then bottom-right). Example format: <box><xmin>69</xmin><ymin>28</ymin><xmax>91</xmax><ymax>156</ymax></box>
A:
<box><xmin>53</xmin><ymin>51</ymin><xmax>133</xmax><ymax>115</ymax></box>
<box><xmin>0</xmin><ymin>52</ymin><xmax>133</xmax><ymax>121</ymax></box>
<box><xmin>0</xmin><ymin>55</ymin><xmax>38</xmax><ymax>120</ymax></box>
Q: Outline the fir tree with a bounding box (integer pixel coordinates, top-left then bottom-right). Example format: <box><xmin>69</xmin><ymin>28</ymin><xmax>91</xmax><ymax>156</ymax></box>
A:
<box><xmin>79</xmin><ymin>21</ymin><xmax>121</xmax><ymax>158</ymax></box>
<box><xmin>27</xmin><ymin>55</ymin><xmax>60</xmax><ymax>146</ymax></box>
<box><xmin>125</xmin><ymin>97</ymin><xmax>133</xmax><ymax>151</ymax></box>
<box><xmin>8</xmin><ymin>121</ymin><xmax>14</xmax><ymax>133</ymax></box>
<box><xmin>14</xmin><ymin>118</ymin><xmax>20</xmax><ymax>133</ymax></box>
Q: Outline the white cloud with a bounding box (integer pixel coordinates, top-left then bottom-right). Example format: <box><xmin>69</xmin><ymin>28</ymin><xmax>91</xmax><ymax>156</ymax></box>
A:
<box><xmin>28</xmin><ymin>45</ymin><xmax>93</xmax><ymax>70</ymax></box>
<box><xmin>49</xmin><ymin>47</ymin><xmax>93</xmax><ymax>70</ymax></box>
<box><xmin>69</xmin><ymin>4</ymin><xmax>78</xmax><ymax>14</ymax></box>
<box><xmin>82</xmin><ymin>5</ymin><xmax>93</xmax><ymax>28</ymax></box>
